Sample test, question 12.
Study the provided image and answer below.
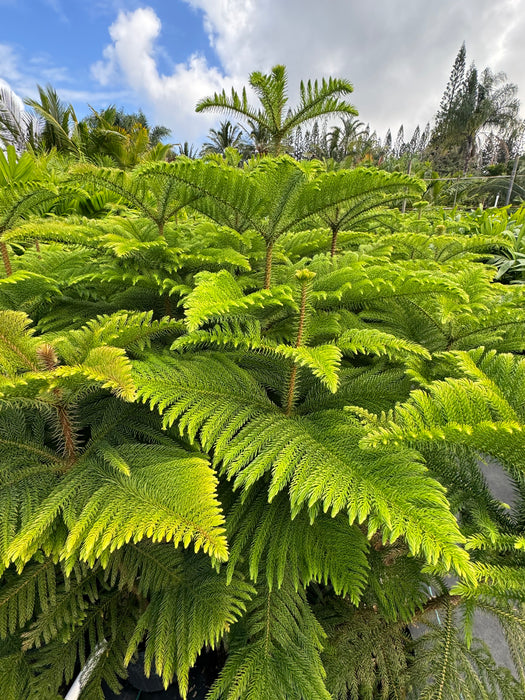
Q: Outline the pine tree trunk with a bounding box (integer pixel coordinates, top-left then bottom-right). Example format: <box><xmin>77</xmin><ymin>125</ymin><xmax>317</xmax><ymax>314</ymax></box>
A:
<box><xmin>1</xmin><ymin>241</ymin><xmax>12</xmax><ymax>277</ymax></box>
<box><xmin>264</xmin><ymin>241</ymin><xmax>274</xmax><ymax>289</ymax></box>
<box><xmin>285</xmin><ymin>279</ymin><xmax>308</xmax><ymax>416</ymax></box>
<box><xmin>330</xmin><ymin>228</ymin><xmax>338</xmax><ymax>258</ymax></box>
<box><xmin>463</xmin><ymin>136</ymin><xmax>473</xmax><ymax>175</ymax></box>
<box><xmin>164</xmin><ymin>294</ymin><xmax>172</xmax><ymax>317</ymax></box>
<box><xmin>57</xmin><ymin>404</ymin><xmax>77</xmax><ymax>463</ymax></box>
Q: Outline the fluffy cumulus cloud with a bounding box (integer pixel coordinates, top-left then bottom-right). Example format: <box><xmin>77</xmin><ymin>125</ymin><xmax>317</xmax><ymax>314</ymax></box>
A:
<box><xmin>91</xmin><ymin>7</ymin><xmax>236</xmax><ymax>140</ymax></box>
<box><xmin>92</xmin><ymin>1</ymin><xmax>525</xmax><ymax>142</ymax></box>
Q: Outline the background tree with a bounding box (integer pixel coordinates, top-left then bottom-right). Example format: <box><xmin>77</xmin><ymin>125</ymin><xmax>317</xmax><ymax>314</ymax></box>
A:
<box><xmin>79</xmin><ymin>106</ymin><xmax>171</xmax><ymax>157</ymax></box>
<box><xmin>292</xmin><ymin>117</ymin><xmax>369</xmax><ymax>162</ymax></box>
<box><xmin>24</xmin><ymin>84</ymin><xmax>81</xmax><ymax>156</ymax></box>
<box><xmin>200</xmin><ymin>121</ymin><xmax>244</xmax><ymax>156</ymax></box>
<box><xmin>196</xmin><ymin>64</ymin><xmax>358</xmax><ymax>155</ymax></box>
<box><xmin>430</xmin><ymin>45</ymin><xmax>522</xmax><ymax>174</ymax></box>
<box><xmin>0</xmin><ymin>86</ymin><xmax>40</xmax><ymax>153</ymax></box>
<box><xmin>1</xmin><ymin>84</ymin><xmax>172</xmax><ymax>167</ymax></box>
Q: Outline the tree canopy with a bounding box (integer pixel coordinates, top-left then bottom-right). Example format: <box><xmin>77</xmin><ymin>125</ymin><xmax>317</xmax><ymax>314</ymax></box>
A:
<box><xmin>196</xmin><ymin>64</ymin><xmax>358</xmax><ymax>155</ymax></box>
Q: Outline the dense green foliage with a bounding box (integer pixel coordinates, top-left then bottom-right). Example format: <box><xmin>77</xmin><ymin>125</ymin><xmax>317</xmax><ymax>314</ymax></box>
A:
<box><xmin>2</xmin><ymin>49</ymin><xmax>525</xmax><ymax>208</ymax></box>
<box><xmin>2</xmin><ymin>66</ymin><xmax>525</xmax><ymax>699</ymax></box>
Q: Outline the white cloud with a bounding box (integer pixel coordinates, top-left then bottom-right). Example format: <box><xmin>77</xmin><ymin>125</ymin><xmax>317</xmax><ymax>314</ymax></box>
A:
<box><xmin>92</xmin><ymin>2</ymin><xmax>525</xmax><ymax>143</ymax></box>
<box><xmin>91</xmin><ymin>7</ymin><xmax>235</xmax><ymax>140</ymax></box>
<box><xmin>0</xmin><ymin>44</ymin><xmax>22</xmax><ymax>84</ymax></box>
<box><xmin>0</xmin><ymin>43</ymin><xmax>42</xmax><ymax>99</ymax></box>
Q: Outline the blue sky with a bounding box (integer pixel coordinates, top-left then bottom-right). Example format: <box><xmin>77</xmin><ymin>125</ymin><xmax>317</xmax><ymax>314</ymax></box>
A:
<box><xmin>1</xmin><ymin>0</ymin><xmax>524</xmax><ymax>144</ymax></box>
<box><xmin>0</xmin><ymin>1</ymin><xmax>217</xmax><ymax>111</ymax></box>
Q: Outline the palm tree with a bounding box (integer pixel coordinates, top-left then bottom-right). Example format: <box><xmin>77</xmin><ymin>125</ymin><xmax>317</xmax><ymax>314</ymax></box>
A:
<box><xmin>3</xmin><ymin>85</ymin><xmax>172</xmax><ymax>167</ymax></box>
<box><xmin>196</xmin><ymin>64</ymin><xmax>358</xmax><ymax>156</ymax></box>
<box><xmin>298</xmin><ymin>116</ymin><xmax>368</xmax><ymax>162</ymax></box>
<box><xmin>0</xmin><ymin>86</ymin><xmax>40</xmax><ymax>152</ymax></box>
<box><xmin>325</xmin><ymin>117</ymin><xmax>368</xmax><ymax>161</ymax></box>
<box><xmin>175</xmin><ymin>142</ymin><xmax>199</xmax><ymax>159</ymax></box>
<box><xmin>78</xmin><ymin>107</ymin><xmax>158</xmax><ymax>168</ymax></box>
<box><xmin>24</xmin><ymin>84</ymin><xmax>81</xmax><ymax>156</ymax></box>
<box><xmin>81</xmin><ymin>106</ymin><xmax>171</xmax><ymax>151</ymax></box>
<box><xmin>200</xmin><ymin>120</ymin><xmax>244</xmax><ymax>156</ymax></box>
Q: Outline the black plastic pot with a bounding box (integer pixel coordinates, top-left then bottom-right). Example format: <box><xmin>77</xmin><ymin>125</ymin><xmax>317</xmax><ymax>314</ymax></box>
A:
<box><xmin>102</xmin><ymin>685</ymin><xmax>139</xmax><ymax>700</ymax></box>
<box><xmin>103</xmin><ymin>646</ymin><xmax>224</xmax><ymax>698</ymax></box>
<box><xmin>127</xmin><ymin>651</ymin><xmax>166</xmax><ymax>692</ymax></box>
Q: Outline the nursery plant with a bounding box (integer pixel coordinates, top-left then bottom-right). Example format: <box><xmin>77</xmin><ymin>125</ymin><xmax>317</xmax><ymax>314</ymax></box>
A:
<box><xmin>1</xmin><ymin>150</ymin><xmax>525</xmax><ymax>700</ymax></box>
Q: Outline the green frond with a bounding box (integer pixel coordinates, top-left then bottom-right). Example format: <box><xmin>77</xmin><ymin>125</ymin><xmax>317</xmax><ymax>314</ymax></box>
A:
<box><xmin>285</xmin><ymin>75</ymin><xmax>357</xmax><ymax>130</ymax></box>
<box><xmin>0</xmin><ymin>560</ymin><xmax>56</xmax><ymax>639</ymax></box>
<box><xmin>472</xmin><ymin>598</ymin><xmax>525</xmax><ymax>685</ymax></box>
<box><xmin>0</xmin><ymin>642</ymin><xmax>34</xmax><ymax>700</ymax></box>
<box><xmin>0</xmin><ymin>310</ymin><xmax>39</xmax><ymax>375</ymax></box>
<box><xmin>338</xmin><ymin>327</ymin><xmax>431</xmax><ymax>362</ymax></box>
<box><xmin>226</xmin><ymin>487</ymin><xmax>369</xmax><ymax>600</ymax></box>
<box><xmin>66</xmin><ymin>445</ymin><xmax>227</xmax><ymax>566</ymax></box>
<box><xmin>312</xmin><ymin>262</ymin><xmax>467</xmax><ymax>310</ymax></box>
<box><xmin>0</xmin><ymin>270</ymin><xmax>62</xmax><ymax>315</ymax></box>
<box><xmin>2</xmin><ymin>565</ymin><xmax>138</xmax><ymax>700</ymax></box>
<box><xmin>73</xmin><ymin>163</ymin><xmax>202</xmax><ymax>233</ymax></box>
<box><xmin>47</xmin><ymin>311</ymin><xmax>178</xmax><ymax>362</ymax></box>
<box><xmin>208</xmin><ymin>577</ymin><xmax>331</xmax><ymax>700</ymax></box>
<box><xmin>280</xmin><ymin>228</ymin><xmax>373</xmax><ymax>260</ymax></box>
<box><xmin>27</xmin><ymin>587</ymin><xmax>130</xmax><ymax>699</ymax></box>
<box><xmin>277</xmin><ymin>343</ymin><xmax>341</xmax><ymax>392</ymax></box>
<box><xmin>124</xmin><ymin>552</ymin><xmax>253</xmax><ymax>697</ymax></box>
<box><xmin>196</xmin><ymin>87</ymin><xmax>261</xmax><ymax>124</ymax></box>
<box><xmin>375</xmin><ymin>231</ymin><xmax>511</xmax><ymax>263</ymax></box>
<box><xmin>317</xmin><ymin>600</ymin><xmax>409</xmax><ymax>700</ymax></box>
<box><xmin>302</xmin><ymin>168</ymin><xmax>426</xmax><ymax>233</ymax></box>
<box><xmin>411</xmin><ymin>603</ymin><xmax>523</xmax><ymax>699</ymax></box>
<box><xmin>181</xmin><ymin>247</ymin><xmax>252</xmax><ymax>272</ymax></box>
<box><xmin>6</xmin><ymin>442</ymin><xmax>228</xmax><ymax>571</ymax></box>
<box><xmin>363</xmin><ymin>349</ymin><xmax>525</xmax><ymax>473</ymax></box>
<box><xmin>299</xmin><ymin>365</ymin><xmax>411</xmax><ymax>414</ymax></box>
<box><xmin>72</xmin><ymin>597</ymin><xmax>137</xmax><ymax>700</ymax></box>
<box><xmin>3</xmin><ymin>218</ymin><xmax>98</xmax><ymax>247</ymax></box>
<box><xmin>454</xmin><ymin>563</ymin><xmax>525</xmax><ymax>600</ymax></box>
<box><xmin>71</xmin><ymin>311</ymin><xmax>181</xmax><ymax>354</ymax></box>
<box><xmin>0</xmin><ymin>407</ymin><xmax>63</xmax><ymax>566</ymax></box>
<box><xmin>135</xmin><ymin>356</ymin><xmax>472</xmax><ymax>577</ymax></box>
<box><xmin>182</xmin><ymin>270</ymin><xmax>296</xmax><ymax>331</ymax></box>
<box><xmin>365</xmin><ymin>545</ymin><xmax>432</xmax><ymax>623</ymax></box>
<box><xmin>173</xmin><ymin>328</ymin><xmax>342</xmax><ymax>393</ymax></box>
<box><xmin>0</xmin><ymin>146</ymin><xmax>37</xmax><ymax>186</ymax></box>
<box><xmin>171</xmin><ymin>317</ymin><xmax>264</xmax><ymax>354</ymax></box>
<box><xmin>0</xmin><ymin>185</ymin><xmax>58</xmax><ymax>235</ymax></box>
<box><xmin>52</xmin><ymin>345</ymin><xmax>136</xmax><ymax>400</ymax></box>
<box><xmin>21</xmin><ymin>566</ymin><xmax>101</xmax><ymax>649</ymax></box>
